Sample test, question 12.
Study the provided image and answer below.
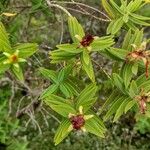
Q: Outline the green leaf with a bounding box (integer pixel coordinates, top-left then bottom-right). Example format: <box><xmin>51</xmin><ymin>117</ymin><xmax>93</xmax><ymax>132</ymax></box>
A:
<box><xmin>40</xmin><ymin>84</ymin><xmax>58</xmax><ymax>99</ymax></box>
<box><xmin>110</xmin><ymin>0</ymin><xmax>123</xmax><ymax>14</ymax></box>
<box><xmin>122</xmin><ymin>29</ymin><xmax>132</xmax><ymax>50</ymax></box>
<box><xmin>54</xmin><ymin>119</ymin><xmax>71</xmax><ymax>145</ymax></box>
<box><xmin>57</xmin><ymin>69</ymin><xmax>65</xmax><ymax>82</ymax></box>
<box><xmin>0</xmin><ymin>63</ymin><xmax>10</xmax><ymax>73</ymax></box>
<box><xmin>123</xmin><ymin>14</ymin><xmax>129</xmax><ymax>23</ymax></box>
<box><xmin>81</xmin><ymin>53</ymin><xmax>95</xmax><ymax>82</ymax></box>
<box><xmin>62</xmin><ymin>64</ymin><xmax>73</xmax><ymax>79</ymax></box>
<box><xmin>101</xmin><ymin>0</ymin><xmax>116</xmax><ymax>19</ymax></box>
<box><xmin>56</xmin><ymin>43</ymin><xmax>82</xmax><ymax>54</ymax></box>
<box><xmin>39</xmin><ymin>67</ymin><xmax>58</xmax><ymax>83</ymax></box>
<box><xmin>107</xmin><ymin>20</ymin><xmax>116</xmax><ymax>34</ymax></box>
<box><xmin>0</xmin><ymin>22</ymin><xmax>12</xmax><ymax>52</ymax></box>
<box><xmin>50</xmin><ymin>50</ymin><xmax>77</xmax><ymax>63</ymax></box>
<box><xmin>44</xmin><ymin>94</ymin><xmax>76</xmax><ymax>117</ymax></box>
<box><xmin>91</xmin><ymin>36</ymin><xmax>114</xmax><ymax>51</ymax></box>
<box><xmin>136</xmin><ymin>73</ymin><xmax>147</xmax><ymax>87</ymax></box>
<box><xmin>60</xmin><ymin>83</ymin><xmax>71</xmax><ymax>98</ymax></box>
<box><xmin>82</xmin><ymin>50</ymin><xmax>90</xmax><ymax>65</ymax></box>
<box><xmin>133</xmin><ymin>29</ymin><xmax>143</xmax><ymax>47</ymax></box>
<box><xmin>113</xmin><ymin>97</ymin><xmax>131</xmax><ymax>122</ymax></box>
<box><xmin>60</xmin><ymin>82</ymin><xmax>74</xmax><ymax>98</ymax></box>
<box><xmin>121</xmin><ymin>63</ymin><xmax>133</xmax><ymax>89</ymax></box>
<box><xmin>124</xmin><ymin>100</ymin><xmax>136</xmax><ymax>113</ymax></box>
<box><xmin>68</xmin><ymin>16</ymin><xmax>85</xmax><ymax>43</ymax></box>
<box><xmin>127</xmin><ymin>0</ymin><xmax>143</xmax><ymax>12</ymax></box>
<box><xmin>76</xmin><ymin>84</ymin><xmax>97</xmax><ymax>112</ymax></box>
<box><xmin>64</xmin><ymin>81</ymin><xmax>79</xmax><ymax>96</ymax></box>
<box><xmin>112</xmin><ymin>73</ymin><xmax>125</xmax><ymax>93</ymax></box>
<box><xmin>126</xmin><ymin>21</ymin><xmax>138</xmax><ymax>31</ymax></box>
<box><xmin>84</xmin><ymin>115</ymin><xmax>106</xmax><ymax>138</ymax></box>
<box><xmin>111</xmin><ymin>17</ymin><xmax>124</xmax><ymax>35</ymax></box>
<box><xmin>99</xmin><ymin>90</ymin><xmax>120</xmax><ymax>114</ymax></box>
<box><xmin>106</xmin><ymin>47</ymin><xmax>127</xmax><ymax>60</ymax></box>
<box><xmin>132</xmin><ymin>63</ymin><xmax>138</xmax><ymax>75</ymax></box>
<box><xmin>14</xmin><ymin>43</ymin><xmax>38</xmax><ymax>58</ymax></box>
<box><xmin>129</xmin><ymin>80</ymin><xmax>139</xmax><ymax>98</ymax></box>
<box><xmin>130</xmin><ymin>16</ymin><xmax>150</xmax><ymax>26</ymax></box>
<box><xmin>104</xmin><ymin>95</ymin><xmax>127</xmax><ymax>121</ymax></box>
<box><xmin>11</xmin><ymin>64</ymin><xmax>24</xmax><ymax>81</ymax></box>
<box><xmin>130</xmin><ymin>13</ymin><xmax>150</xmax><ymax>21</ymax></box>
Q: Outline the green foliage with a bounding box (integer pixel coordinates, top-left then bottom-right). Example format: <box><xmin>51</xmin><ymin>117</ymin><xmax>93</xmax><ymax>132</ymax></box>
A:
<box><xmin>0</xmin><ymin>0</ymin><xmax>150</xmax><ymax>148</ymax></box>
<box><xmin>102</xmin><ymin>0</ymin><xmax>150</xmax><ymax>34</ymax></box>
<box><xmin>43</xmin><ymin>84</ymin><xmax>106</xmax><ymax>145</ymax></box>
<box><xmin>50</xmin><ymin>16</ymin><xmax>114</xmax><ymax>82</ymax></box>
<box><xmin>0</xmin><ymin>87</ymin><xmax>28</xmax><ymax>150</ymax></box>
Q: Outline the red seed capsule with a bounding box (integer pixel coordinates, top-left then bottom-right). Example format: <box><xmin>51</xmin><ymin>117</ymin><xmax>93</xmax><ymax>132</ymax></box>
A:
<box><xmin>80</xmin><ymin>34</ymin><xmax>94</xmax><ymax>47</ymax></box>
<box><xmin>70</xmin><ymin>114</ymin><xmax>85</xmax><ymax>130</ymax></box>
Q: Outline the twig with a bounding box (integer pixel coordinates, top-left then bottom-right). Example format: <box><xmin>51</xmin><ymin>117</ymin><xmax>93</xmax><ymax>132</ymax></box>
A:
<box><xmin>40</xmin><ymin>110</ymin><xmax>49</xmax><ymax>127</ymax></box>
<box><xmin>8</xmin><ymin>81</ymin><xmax>15</xmax><ymax>116</ymax></box>
<box><xmin>26</xmin><ymin>111</ymin><xmax>42</xmax><ymax>135</ymax></box>
<box><xmin>45</xmin><ymin>0</ymin><xmax>72</xmax><ymax>16</ymax></box>
<box><xmin>92</xmin><ymin>59</ymin><xmax>111</xmax><ymax>79</ymax></box>
<box><xmin>51</xmin><ymin>1</ymin><xmax>111</xmax><ymax>21</ymax></box>
<box><xmin>66</xmin><ymin>7</ymin><xmax>109</xmax><ymax>22</ymax></box>
<box><xmin>42</xmin><ymin>107</ymin><xmax>61</xmax><ymax>123</ymax></box>
<box><xmin>59</xmin><ymin>13</ymin><xmax>64</xmax><ymax>44</ymax></box>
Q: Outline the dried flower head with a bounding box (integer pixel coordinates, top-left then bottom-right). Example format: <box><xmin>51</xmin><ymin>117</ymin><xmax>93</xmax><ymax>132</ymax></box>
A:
<box><xmin>126</xmin><ymin>42</ymin><xmax>150</xmax><ymax>78</ymax></box>
<box><xmin>136</xmin><ymin>89</ymin><xmax>150</xmax><ymax>114</ymax></box>
<box><xmin>80</xmin><ymin>34</ymin><xmax>94</xmax><ymax>47</ymax></box>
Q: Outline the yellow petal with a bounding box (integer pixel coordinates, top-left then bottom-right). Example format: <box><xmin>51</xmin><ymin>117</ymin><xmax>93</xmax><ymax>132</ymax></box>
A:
<box><xmin>79</xmin><ymin>106</ymin><xmax>83</xmax><ymax>114</ymax></box>
<box><xmin>144</xmin><ymin>0</ymin><xmax>150</xmax><ymax>3</ymax></box>
<box><xmin>68</xmin><ymin>113</ymin><xmax>75</xmax><ymax>118</ymax></box>
<box><xmin>75</xmin><ymin>35</ymin><xmax>82</xmax><ymax>41</ymax></box>
<box><xmin>81</xmin><ymin>127</ymin><xmax>86</xmax><ymax>132</ymax></box>
<box><xmin>2</xmin><ymin>12</ymin><xmax>17</xmax><ymax>17</ymax></box>
<box><xmin>84</xmin><ymin>115</ymin><xmax>94</xmax><ymax>120</ymax></box>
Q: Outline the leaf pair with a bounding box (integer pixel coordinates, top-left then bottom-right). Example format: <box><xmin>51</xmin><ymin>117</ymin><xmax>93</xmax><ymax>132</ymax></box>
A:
<box><xmin>39</xmin><ymin>65</ymin><xmax>79</xmax><ymax>98</ymax></box>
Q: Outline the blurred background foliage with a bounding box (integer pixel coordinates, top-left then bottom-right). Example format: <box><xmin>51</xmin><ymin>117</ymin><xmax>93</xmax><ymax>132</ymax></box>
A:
<box><xmin>0</xmin><ymin>0</ymin><xmax>150</xmax><ymax>149</ymax></box>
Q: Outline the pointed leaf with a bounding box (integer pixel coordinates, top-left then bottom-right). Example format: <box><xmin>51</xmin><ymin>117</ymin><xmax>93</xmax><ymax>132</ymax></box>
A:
<box><xmin>76</xmin><ymin>84</ymin><xmax>97</xmax><ymax>112</ymax></box>
<box><xmin>14</xmin><ymin>43</ymin><xmax>38</xmax><ymax>58</ymax></box>
<box><xmin>129</xmin><ymin>80</ymin><xmax>139</xmax><ymax>98</ymax></box>
<box><xmin>54</xmin><ymin>119</ymin><xmax>71</xmax><ymax>145</ymax></box>
<box><xmin>44</xmin><ymin>94</ymin><xmax>76</xmax><ymax>117</ymax></box>
<box><xmin>124</xmin><ymin>100</ymin><xmax>136</xmax><ymax>113</ymax></box>
<box><xmin>112</xmin><ymin>73</ymin><xmax>125</xmax><ymax>93</ymax></box>
<box><xmin>84</xmin><ymin>115</ymin><xmax>106</xmax><ymax>138</ymax></box>
<box><xmin>104</xmin><ymin>95</ymin><xmax>127</xmax><ymax>121</ymax></box>
<box><xmin>56</xmin><ymin>43</ymin><xmax>82</xmax><ymax>54</ymax></box>
<box><xmin>11</xmin><ymin>64</ymin><xmax>24</xmax><ymax>81</ymax></box>
<box><xmin>68</xmin><ymin>16</ymin><xmax>85</xmax><ymax>43</ymax></box>
<box><xmin>113</xmin><ymin>97</ymin><xmax>131</xmax><ymax>122</ymax></box>
<box><xmin>39</xmin><ymin>67</ymin><xmax>58</xmax><ymax>83</ymax></box>
<box><xmin>40</xmin><ymin>84</ymin><xmax>58</xmax><ymax>99</ymax></box>
<box><xmin>0</xmin><ymin>22</ymin><xmax>12</xmax><ymax>52</ymax></box>
<box><xmin>81</xmin><ymin>53</ymin><xmax>95</xmax><ymax>82</ymax></box>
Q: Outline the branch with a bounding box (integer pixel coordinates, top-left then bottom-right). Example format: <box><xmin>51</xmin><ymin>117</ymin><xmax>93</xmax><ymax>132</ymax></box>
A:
<box><xmin>45</xmin><ymin>0</ymin><xmax>72</xmax><ymax>16</ymax></box>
